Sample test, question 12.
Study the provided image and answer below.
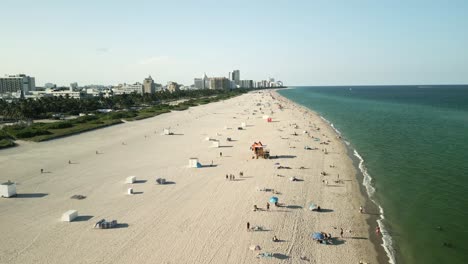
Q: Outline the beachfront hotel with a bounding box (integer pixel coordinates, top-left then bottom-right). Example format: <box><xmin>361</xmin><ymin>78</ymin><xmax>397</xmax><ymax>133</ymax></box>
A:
<box><xmin>0</xmin><ymin>74</ymin><xmax>36</xmax><ymax>95</ymax></box>
<box><xmin>143</xmin><ymin>75</ymin><xmax>156</xmax><ymax>94</ymax></box>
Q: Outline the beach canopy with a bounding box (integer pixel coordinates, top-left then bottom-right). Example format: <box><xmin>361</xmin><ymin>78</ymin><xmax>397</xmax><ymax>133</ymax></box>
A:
<box><xmin>309</xmin><ymin>203</ymin><xmax>317</xmax><ymax>211</ymax></box>
<box><xmin>312</xmin><ymin>232</ymin><xmax>324</xmax><ymax>240</ymax></box>
<box><xmin>269</xmin><ymin>196</ymin><xmax>279</xmax><ymax>203</ymax></box>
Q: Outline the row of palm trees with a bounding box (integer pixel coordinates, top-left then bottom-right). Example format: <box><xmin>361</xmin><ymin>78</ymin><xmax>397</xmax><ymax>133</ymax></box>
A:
<box><xmin>0</xmin><ymin>88</ymin><xmax>249</xmax><ymax>121</ymax></box>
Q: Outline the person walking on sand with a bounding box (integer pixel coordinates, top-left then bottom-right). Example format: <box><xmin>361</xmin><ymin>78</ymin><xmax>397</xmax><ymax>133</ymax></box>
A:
<box><xmin>68</xmin><ymin>160</ymin><xmax>71</xmax><ymax>164</ymax></box>
<box><xmin>267</xmin><ymin>203</ymin><xmax>270</xmax><ymax>211</ymax></box>
<box><xmin>247</xmin><ymin>222</ymin><xmax>250</xmax><ymax>231</ymax></box>
<box><xmin>360</xmin><ymin>206</ymin><xmax>364</xmax><ymax>214</ymax></box>
<box><xmin>376</xmin><ymin>226</ymin><xmax>381</xmax><ymax>236</ymax></box>
<box><xmin>340</xmin><ymin>228</ymin><xmax>344</xmax><ymax>238</ymax></box>
<box><xmin>40</xmin><ymin>168</ymin><xmax>44</xmax><ymax>174</ymax></box>
<box><xmin>226</xmin><ymin>174</ymin><xmax>228</xmax><ymax>180</ymax></box>
<box><xmin>220</xmin><ymin>152</ymin><xmax>223</xmax><ymax>157</ymax></box>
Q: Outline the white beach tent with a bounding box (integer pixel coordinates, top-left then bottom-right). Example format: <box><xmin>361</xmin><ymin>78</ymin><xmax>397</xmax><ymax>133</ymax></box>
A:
<box><xmin>241</xmin><ymin>122</ymin><xmax>246</xmax><ymax>128</ymax></box>
<box><xmin>189</xmin><ymin>158</ymin><xmax>199</xmax><ymax>168</ymax></box>
<box><xmin>126</xmin><ymin>176</ymin><xmax>136</xmax><ymax>184</ymax></box>
<box><xmin>61</xmin><ymin>210</ymin><xmax>78</xmax><ymax>222</ymax></box>
<box><xmin>212</xmin><ymin>141</ymin><xmax>220</xmax><ymax>148</ymax></box>
<box><xmin>163</xmin><ymin>128</ymin><xmax>171</xmax><ymax>135</ymax></box>
<box><xmin>0</xmin><ymin>181</ymin><xmax>16</xmax><ymax>198</ymax></box>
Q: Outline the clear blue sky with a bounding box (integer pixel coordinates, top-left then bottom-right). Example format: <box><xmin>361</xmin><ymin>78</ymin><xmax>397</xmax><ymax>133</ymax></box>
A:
<box><xmin>1</xmin><ymin>0</ymin><xmax>467</xmax><ymax>86</ymax></box>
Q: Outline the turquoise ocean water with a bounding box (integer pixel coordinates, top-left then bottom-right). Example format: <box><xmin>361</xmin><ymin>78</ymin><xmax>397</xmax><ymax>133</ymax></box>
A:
<box><xmin>278</xmin><ymin>86</ymin><xmax>468</xmax><ymax>264</ymax></box>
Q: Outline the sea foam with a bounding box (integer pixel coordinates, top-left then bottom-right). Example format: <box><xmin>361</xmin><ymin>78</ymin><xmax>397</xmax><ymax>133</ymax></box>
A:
<box><xmin>321</xmin><ymin>114</ymin><xmax>396</xmax><ymax>264</ymax></box>
<box><xmin>354</xmin><ymin>149</ymin><xmax>396</xmax><ymax>264</ymax></box>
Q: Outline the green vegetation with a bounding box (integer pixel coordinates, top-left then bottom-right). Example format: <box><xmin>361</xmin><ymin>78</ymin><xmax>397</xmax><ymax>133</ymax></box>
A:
<box><xmin>0</xmin><ymin>130</ymin><xmax>15</xmax><ymax>149</ymax></box>
<box><xmin>0</xmin><ymin>88</ymin><xmax>250</xmax><ymax>147</ymax></box>
<box><xmin>2</xmin><ymin>115</ymin><xmax>123</xmax><ymax>142</ymax></box>
<box><xmin>0</xmin><ymin>88</ymin><xmax>251</xmax><ymax>120</ymax></box>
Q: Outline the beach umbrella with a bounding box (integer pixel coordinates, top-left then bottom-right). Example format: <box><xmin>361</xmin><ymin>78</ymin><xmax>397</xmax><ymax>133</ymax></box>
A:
<box><xmin>312</xmin><ymin>232</ymin><xmax>324</xmax><ymax>240</ymax></box>
<box><xmin>249</xmin><ymin>245</ymin><xmax>261</xmax><ymax>251</ymax></box>
<box><xmin>309</xmin><ymin>203</ymin><xmax>317</xmax><ymax>211</ymax></box>
<box><xmin>269</xmin><ymin>196</ymin><xmax>279</xmax><ymax>203</ymax></box>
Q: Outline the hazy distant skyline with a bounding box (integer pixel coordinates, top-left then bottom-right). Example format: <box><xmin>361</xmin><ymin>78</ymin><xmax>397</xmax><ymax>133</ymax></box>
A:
<box><xmin>1</xmin><ymin>0</ymin><xmax>467</xmax><ymax>86</ymax></box>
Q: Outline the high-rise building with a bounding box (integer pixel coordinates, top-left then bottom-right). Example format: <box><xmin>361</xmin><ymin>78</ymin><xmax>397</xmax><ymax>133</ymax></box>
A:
<box><xmin>209</xmin><ymin>77</ymin><xmax>230</xmax><ymax>90</ymax></box>
<box><xmin>0</xmin><ymin>74</ymin><xmax>35</xmax><ymax>94</ymax></box>
<box><xmin>112</xmin><ymin>83</ymin><xmax>144</xmax><ymax>95</ymax></box>
<box><xmin>203</xmin><ymin>73</ymin><xmax>210</xmax><ymax>89</ymax></box>
<box><xmin>44</xmin><ymin>83</ymin><xmax>56</xmax><ymax>89</ymax></box>
<box><xmin>231</xmin><ymin>70</ymin><xmax>240</xmax><ymax>85</ymax></box>
<box><xmin>239</xmin><ymin>80</ymin><xmax>254</xmax><ymax>88</ymax></box>
<box><xmin>167</xmin><ymin>82</ymin><xmax>180</xmax><ymax>93</ymax></box>
<box><xmin>143</xmin><ymin>75</ymin><xmax>156</xmax><ymax>94</ymax></box>
<box><xmin>70</xmin><ymin>82</ymin><xmax>78</xmax><ymax>91</ymax></box>
<box><xmin>194</xmin><ymin>78</ymin><xmax>204</xmax><ymax>89</ymax></box>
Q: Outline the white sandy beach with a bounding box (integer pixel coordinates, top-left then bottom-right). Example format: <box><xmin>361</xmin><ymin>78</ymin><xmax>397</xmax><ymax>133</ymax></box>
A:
<box><xmin>0</xmin><ymin>90</ymin><xmax>378</xmax><ymax>264</ymax></box>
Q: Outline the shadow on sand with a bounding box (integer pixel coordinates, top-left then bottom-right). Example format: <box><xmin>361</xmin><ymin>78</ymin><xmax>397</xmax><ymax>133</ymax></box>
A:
<box><xmin>316</xmin><ymin>208</ymin><xmax>334</xmax><ymax>213</ymax></box>
<box><xmin>200</xmin><ymin>165</ymin><xmax>218</xmax><ymax>168</ymax></box>
<box><xmin>270</xmin><ymin>155</ymin><xmax>297</xmax><ymax>159</ymax></box>
<box><xmin>158</xmin><ymin>181</ymin><xmax>176</xmax><ymax>185</ymax></box>
<box><xmin>15</xmin><ymin>193</ymin><xmax>48</xmax><ymax>198</ymax></box>
<box><xmin>74</xmin><ymin>215</ymin><xmax>94</xmax><ymax>222</ymax></box>
<box><xmin>134</xmin><ymin>180</ymin><xmax>147</xmax><ymax>184</ymax></box>
<box><xmin>348</xmin><ymin>236</ymin><xmax>368</xmax><ymax>240</ymax></box>
<box><xmin>273</xmin><ymin>253</ymin><xmax>289</xmax><ymax>260</ymax></box>
<box><xmin>285</xmin><ymin>205</ymin><xmax>303</xmax><ymax>209</ymax></box>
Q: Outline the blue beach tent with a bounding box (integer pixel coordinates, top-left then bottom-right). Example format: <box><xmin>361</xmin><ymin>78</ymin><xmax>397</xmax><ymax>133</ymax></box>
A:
<box><xmin>312</xmin><ymin>232</ymin><xmax>324</xmax><ymax>240</ymax></box>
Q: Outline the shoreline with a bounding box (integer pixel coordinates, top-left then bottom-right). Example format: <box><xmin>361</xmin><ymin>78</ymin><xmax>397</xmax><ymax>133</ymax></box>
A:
<box><xmin>273</xmin><ymin>89</ymin><xmax>388</xmax><ymax>263</ymax></box>
<box><xmin>1</xmin><ymin>90</ymin><xmax>380</xmax><ymax>263</ymax></box>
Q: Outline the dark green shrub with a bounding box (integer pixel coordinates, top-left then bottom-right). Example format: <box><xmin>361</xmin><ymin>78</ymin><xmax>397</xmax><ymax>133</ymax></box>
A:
<box><xmin>46</xmin><ymin>122</ymin><xmax>73</xmax><ymax>129</ymax></box>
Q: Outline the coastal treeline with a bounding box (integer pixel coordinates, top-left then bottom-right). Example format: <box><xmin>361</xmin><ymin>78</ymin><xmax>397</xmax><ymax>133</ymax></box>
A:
<box><xmin>0</xmin><ymin>88</ymin><xmax>250</xmax><ymax>148</ymax></box>
<box><xmin>0</xmin><ymin>88</ymin><xmax>249</xmax><ymax>120</ymax></box>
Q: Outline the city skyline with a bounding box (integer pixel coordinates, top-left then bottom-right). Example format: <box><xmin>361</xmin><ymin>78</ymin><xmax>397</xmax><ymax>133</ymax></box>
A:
<box><xmin>1</xmin><ymin>0</ymin><xmax>468</xmax><ymax>86</ymax></box>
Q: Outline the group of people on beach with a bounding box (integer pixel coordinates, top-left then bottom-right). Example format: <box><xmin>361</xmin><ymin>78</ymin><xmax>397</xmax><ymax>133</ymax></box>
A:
<box><xmin>225</xmin><ymin>171</ymin><xmax>244</xmax><ymax>181</ymax></box>
<box><xmin>253</xmin><ymin>203</ymin><xmax>272</xmax><ymax>212</ymax></box>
